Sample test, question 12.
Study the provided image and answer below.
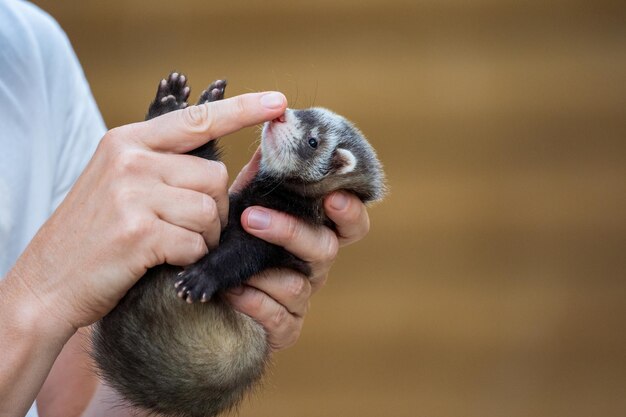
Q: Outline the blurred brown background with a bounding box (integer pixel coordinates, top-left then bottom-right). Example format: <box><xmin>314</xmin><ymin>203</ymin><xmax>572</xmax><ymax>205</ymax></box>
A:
<box><xmin>32</xmin><ymin>1</ymin><xmax>626</xmax><ymax>416</ymax></box>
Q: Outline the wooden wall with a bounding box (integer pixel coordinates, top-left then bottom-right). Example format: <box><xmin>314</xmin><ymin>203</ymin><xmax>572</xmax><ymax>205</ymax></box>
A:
<box><xmin>32</xmin><ymin>1</ymin><xmax>626</xmax><ymax>416</ymax></box>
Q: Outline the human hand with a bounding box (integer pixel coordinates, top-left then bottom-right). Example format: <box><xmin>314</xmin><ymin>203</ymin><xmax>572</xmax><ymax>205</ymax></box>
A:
<box><xmin>224</xmin><ymin>150</ymin><xmax>371</xmax><ymax>351</ymax></box>
<box><xmin>5</xmin><ymin>92</ymin><xmax>288</xmax><ymax>333</ymax></box>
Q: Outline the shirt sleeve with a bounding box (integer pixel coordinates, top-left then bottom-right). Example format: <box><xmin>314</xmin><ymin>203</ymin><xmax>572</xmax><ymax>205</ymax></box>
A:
<box><xmin>50</xmin><ymin>67</ymin><xmax>107</xmax><ymax>210</ymax></box>
<box><xmin>0</xmin><ymin>2</ymin><xmax>106</xmax><ymax>413</ymax></box>
<box><xmin>12</xmin><ymin>0</ymin><xmax>108</xmax><ymax>211</ymax></box>
<box><xmin>37</xmin><ymin>11</ymin><xmax>108</xmax><ymax>210</ymax></box>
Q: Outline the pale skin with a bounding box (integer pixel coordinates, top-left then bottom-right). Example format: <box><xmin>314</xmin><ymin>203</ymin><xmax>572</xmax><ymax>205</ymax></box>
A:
<box><xmin>0</xmin><ymin>92</ymin><xmax>370</xmax><ymax>417</ymax></box>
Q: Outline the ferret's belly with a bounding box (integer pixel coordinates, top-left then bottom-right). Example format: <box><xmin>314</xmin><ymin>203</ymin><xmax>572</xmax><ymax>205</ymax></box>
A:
<box><xmin>92</xmin><ymin>264</ymin><xmax>269</xmax><ymax>417</ymax></box>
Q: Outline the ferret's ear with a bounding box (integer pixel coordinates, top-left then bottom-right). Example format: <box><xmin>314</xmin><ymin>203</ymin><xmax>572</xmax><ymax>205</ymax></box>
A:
<box><xmin>332</xmin><ymin>148</ymin><xmax>357</xmax><ymax>175</ymax></box>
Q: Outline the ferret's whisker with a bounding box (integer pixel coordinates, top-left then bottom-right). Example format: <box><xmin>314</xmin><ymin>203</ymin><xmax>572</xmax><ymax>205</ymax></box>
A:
<box><xmin>294</xmin><ymin>79</ymin><xmax>299</xmax><ymax>109</ymax></box>
<box><xmin>311</xmin><ymin>79</ymin><xmax>318</xmax><ymax>108</ymax></box>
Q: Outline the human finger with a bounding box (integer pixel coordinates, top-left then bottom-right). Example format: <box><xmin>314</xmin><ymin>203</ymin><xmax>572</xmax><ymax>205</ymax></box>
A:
<box><xmin>155</xmin><ymin>154</ymin><xmax>229</xmax><ymax>228</ymax></box>
<box><xmin>241</xmin><ymin>208</ymin><xmax>338</xmax><ymax>272</ymax></box>
<box><xmin>150</xmin><ymin>184</ymin><xmax>221</xmax><ymax>249</ymax></box>
<box><xmin>147</xmin><ymin>220</ymin><xmax>208</xmax><ymax>266</ymax></box>
<box><xmin>223</xmin><ymin>285</ymin><xmax>303</xmax><ymax>351</ymax></box>
<box><xmin>229</xmin><ymin>147</ymin><xmax>261</xmax><ymax>194</ymax></box>
<box><xmin>324</xmin><ymin>191</ymin><xmax>370</xmax><ymax>247</ymax></box>
<box><xmin>240</xmin><ymin>269</ymin><xmax>311</xmax><ymax>317</ymax></box>
<box><xmin>120</xmin><ymin>92</ymin><xmax>287</xmax><ymax>153</ymax></box>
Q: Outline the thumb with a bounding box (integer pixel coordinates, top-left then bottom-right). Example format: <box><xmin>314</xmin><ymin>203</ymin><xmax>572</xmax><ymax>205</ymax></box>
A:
<box><xmin>121</xmin><ymin>92</ymin><xmax>287</xmax><ymax>153</ymax></box>
<box><xmin>230</xmin><ymin>147</ymin><xmax>262</xmax><ymax>194</ymax></box>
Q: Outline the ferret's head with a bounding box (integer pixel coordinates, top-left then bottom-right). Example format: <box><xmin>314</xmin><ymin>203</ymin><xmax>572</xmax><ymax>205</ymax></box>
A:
<box><xmin>260</xmin><ymin>107</ymin><xmax>386</xmax><ymax>202</ymax></box>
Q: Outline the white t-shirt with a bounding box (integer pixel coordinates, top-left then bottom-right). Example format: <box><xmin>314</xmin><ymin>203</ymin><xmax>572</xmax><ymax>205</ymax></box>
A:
<box><xmin>0</xmin><ymin>1</ymin><xmax>106</xmax><ymax>415</ymax></box>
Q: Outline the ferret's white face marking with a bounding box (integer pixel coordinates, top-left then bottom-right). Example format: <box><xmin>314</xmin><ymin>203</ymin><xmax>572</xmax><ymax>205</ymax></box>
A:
<box><xmin>259</xmin><ymin>106</ymin><xmax>386</xmax><ymax>202</ymax></box>
<box><xmin>260</xmin><ymin>108</ymin><xmax>341</xmax><ymax>182</ymax></box>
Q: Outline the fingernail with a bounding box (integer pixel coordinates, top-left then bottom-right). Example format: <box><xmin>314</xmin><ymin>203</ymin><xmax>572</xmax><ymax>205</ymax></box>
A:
<box><xmin>228</xmin><ymin>286</ymin><xmax>245</xmax><ymax>295</ymax></box>
<box><xmin>247</xmin><ymin>208</ymin><xmax>271</xmax><ymax>230</ymax></box>
<box><xmin>330</xmin><ymin>192</ymin><xmax>349</xmax><ymax>211</ymax></box>
<box><xmin>260</xmin><ymin>92</ymin><xmax>285</xmax><ymax>109</ymax></box>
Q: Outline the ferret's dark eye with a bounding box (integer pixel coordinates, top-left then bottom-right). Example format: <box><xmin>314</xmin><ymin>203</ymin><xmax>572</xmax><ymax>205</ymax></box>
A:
<box><xmin>308</xmin><ymin>137</ymin><xmax>318</xmax><ymax>149</ymax></box>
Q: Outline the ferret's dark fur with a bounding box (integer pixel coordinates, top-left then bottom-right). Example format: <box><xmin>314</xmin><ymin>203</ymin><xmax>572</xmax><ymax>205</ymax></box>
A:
<box><xmin>92</xmin><ymin>73</ymin><xmax>386</xmax><ymax>417</ymax></box>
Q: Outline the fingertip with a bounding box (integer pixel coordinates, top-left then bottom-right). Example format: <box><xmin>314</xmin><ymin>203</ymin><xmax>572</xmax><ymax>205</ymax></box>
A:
<box><xmin>242</xmin><ymin>207</ymin><xmax>272</xmax><ymax>231</ymax></box>
<box><xmin>135</xmin><ymin>92</ymin><xmax>288</xmax><ymax>153</ymax></box>
<box><xmin>324</xmin><ymin>192</ymin><xmax>370</xmax><ymax>246</ymax></box>
<box><xmin>325</xmin><ymin>192</ymin><xmax>366</xmax><ymax>224</ymax></box>
<box><xmin>259</xmin><ymin>92</ymin><xmax>288</xmax><ymax>111</ymax></box>
<box><xmin>326</xmin><ymin>191</ymin><xmax>351</xmax><ymax>213</ymax></box>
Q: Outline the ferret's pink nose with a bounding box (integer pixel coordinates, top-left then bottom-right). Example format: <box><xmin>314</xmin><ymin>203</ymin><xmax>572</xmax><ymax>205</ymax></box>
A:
<box><xmin>271</xmin><ymin>114</ymin><xmax>286</xmax><ymax>123</ymax></box>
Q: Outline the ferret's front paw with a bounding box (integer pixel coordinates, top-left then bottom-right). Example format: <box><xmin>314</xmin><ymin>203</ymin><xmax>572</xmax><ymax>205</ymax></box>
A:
<box><xmin>147</xmin><ymin>72</ymin><xmax>191</xmax><ymax>119</ymax></box>
<box><xmin>174</xmin><ymin>267</ymin><xmax>219</xmax><ymax>303</ymax></box>
<box><xmin>197</xmin><ymin>79</ymin><xmax>227</xmax><ymax>104</ymax></box>
<box><xmin>157</xmin><ymin>72</ymin><xmax>190</xmax><ymax>109</ymax></box>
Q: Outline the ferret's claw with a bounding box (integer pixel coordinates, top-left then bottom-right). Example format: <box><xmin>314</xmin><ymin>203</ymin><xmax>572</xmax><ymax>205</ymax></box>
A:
<box><xmin>173</xmin><ymin>265</ymin><xmax>219</xmax><ymax>303</ymax></box>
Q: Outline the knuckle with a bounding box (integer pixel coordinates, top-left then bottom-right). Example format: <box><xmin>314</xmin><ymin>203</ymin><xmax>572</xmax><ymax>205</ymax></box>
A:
<box><xmin>315</xmin><ymin>273</ymin><xmax>330</xmax><ymax>289</ymax></box>
<box><xmin>182</xmin><ymin>103</ymin><xmax>214</xmax><ymax>133</ymax></box>
<box><xmin>190</xmin><ymin>233</ymin><xmax>207</xmax><ymax>259</ymax></box>
<box><xmin>311</xmin><ymin>274</ymin><xmax>329</xmax><ymax>294</ymax></box>
<box><xmin>248</xmin><ymin>289</ymin><xmax>267</xmax><ymax>313</ymax></box>
<box><xmin>200</xmin><ymin>194</ymin><xmax>217</xmax><ymax>220</ymax></box>
<box><xmin>101</xmin><ymin>127</ymin><xmax>125</xmax><ymax>149</ymax></box>
<box><xmin>275</xmin><ymin>321</ymin><xmax>302</xmax><ymax>350</ymax></box>
<box><xmin>163</xmin><ymin>232</ymin><xmax>206</xmax><ymax>267</ymax></box>
<box><xmin>101</xmin><ymin>125</ymin><xmax>142</xmax><ymax>155</ymax></box>
<box><xmin>233</xmin><ymin>96</ymin><xmax>247</xmax><ymax>120</ymax></box>
<box><xmin>112</xmin><ymin>186</ymin><xmax>140</xmax><ymax>211</ymax></box>
<box><xmin>210</xmin><ymin>161</ymin><xmax>229</xmax><ymax>191</ymax></box>
<box><xmin>283</xmin><ymin>216</ymin><xmax>302</xmax><ymax>243</ymax></box>
<box><xmin>272</xmin><ymin>305</ymin><xmax>289</xmax><ymax>328</ymax></box>
<box><xmin>235</xmin><ymin>97</ymin><xmax>248</xmax><ymax>116</ymax></box>
<box><xmin>289</xmin><ymin>326</ymin><xmax>302</xmax><ymax>346</ymax></box>
<box><xmin>111</xmin><ymin>148</ymin><xmax>148</xmax><ymax>176</ymax></box>
<box><xmin>321</xmin><ymin>232</ymin><xmax>340</xmax><ymax>262</ymax></box>
<box><xmin>286</xmin><ymin>275</ymin><xmax>310</xmax><ymax>301</ymax></box>
<box><xmin>118</xmin><ymin>214</ymin><xmax>154</xmax><ymax>245</ymax></box>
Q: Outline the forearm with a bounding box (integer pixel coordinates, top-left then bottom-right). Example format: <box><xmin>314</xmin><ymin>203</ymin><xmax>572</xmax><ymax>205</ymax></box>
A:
<box><xmin>37</xmin><ymin>328</ymin><xmax>150</xmax><ymax>417</ymax></box>
<box><xmin>37</xmin><ymin>329</ymin><xmax>98</xmax><ymax>417</ymax></box>
<box><xmin>0</xmin><ymin>272</ymin><xmax>75</xmax><ymax>417</ymax></box>
<box><xmin>81</xmin><ymin>384</ymin><xmax>153</xmax><ymax>417</ymax></box>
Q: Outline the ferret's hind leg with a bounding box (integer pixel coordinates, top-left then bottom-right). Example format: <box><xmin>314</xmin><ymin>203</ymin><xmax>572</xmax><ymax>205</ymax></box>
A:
<box><xmin>174</xmin><ymin>261</ymin><xmax>220</xmax><ymax>304</ymax></box>
<box><xmin>146</xmin><ymin>72</ymin><xmax>190</xmax><ymax>120</ymax></box>
<box><xmin>197</xmin><ymin>79</ymin><xmax>227</xmax><ymax>104</ymax></box>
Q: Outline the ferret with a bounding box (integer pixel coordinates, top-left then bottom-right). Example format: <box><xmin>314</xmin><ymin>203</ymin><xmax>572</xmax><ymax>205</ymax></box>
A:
<box><xmin>92</xmin><ymin>73</ymin><xmax>386</xmax><ymax>417</ymax></box>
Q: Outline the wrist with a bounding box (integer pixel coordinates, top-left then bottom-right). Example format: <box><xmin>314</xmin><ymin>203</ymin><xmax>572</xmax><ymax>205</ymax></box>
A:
<box><xmin>0</xmin><ymin>273</ymin><xmax>76</xmax><ymax>417</ymax></box>
<box><xmin>2</xmin><ymin>266</ymin><xmax>77</xmax><ymax>346</ymax></box>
